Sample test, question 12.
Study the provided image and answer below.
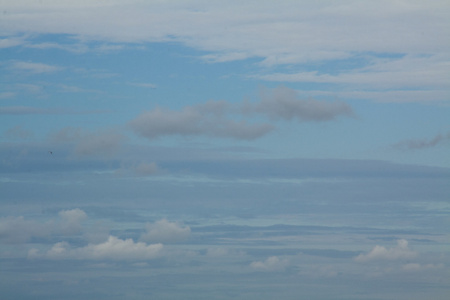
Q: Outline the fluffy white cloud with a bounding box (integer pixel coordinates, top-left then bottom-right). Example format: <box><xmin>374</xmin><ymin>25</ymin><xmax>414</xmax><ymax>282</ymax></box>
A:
<box><xmin>355</xmin><ymin>239</ymin><xmax>417</xmax><ymax>262</ymax></box>
<box><xmin>31</xmin><ymin>236</ymin><xmax>163</xmax><ymax>261</ymax></box>
<box><xmin>141</xmin><ymin>219</ymin><xmax>191</xmax><ymax>244</ymax></box>
<box><xmin>250</xmin><ymin>256</ymin><xmax>289</xmax><ymax>272</ymax></box>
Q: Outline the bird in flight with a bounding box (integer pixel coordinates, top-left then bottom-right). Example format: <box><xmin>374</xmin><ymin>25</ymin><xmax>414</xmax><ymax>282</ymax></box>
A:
<box><xmin>49</xmin><ymin>151</ymin><xmax>53</xmax><ymax>155</ymax></box>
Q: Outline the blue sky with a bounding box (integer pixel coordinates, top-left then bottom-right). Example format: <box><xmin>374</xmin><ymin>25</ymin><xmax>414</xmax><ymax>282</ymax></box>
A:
<box><xmin>1</xmin><ymin>1</ymin><xmax>450</xmax><ymax>299</ymax></box>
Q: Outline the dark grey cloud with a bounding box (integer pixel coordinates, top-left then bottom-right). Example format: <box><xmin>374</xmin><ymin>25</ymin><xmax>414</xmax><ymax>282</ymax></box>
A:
<box><xmin>244</xmin><ymin>86</ymin><xmax>355</xmax><ymax>121</ymax></box>
<box><xmin>394</xmin><ymin>131</ymin><xmax>450</xmax><ymax>150</ymax></box>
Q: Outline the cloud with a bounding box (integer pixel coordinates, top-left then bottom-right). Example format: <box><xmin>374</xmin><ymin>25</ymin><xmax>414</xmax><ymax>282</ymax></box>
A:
<box><xmin>128</xmin><ymin>82</ymin><xmax>157</xmax><ymax>89</ymax></box>
<box><xmin>9</xmin><ymin>60</ymin><xmax>62</xmax><ymax>74</ymax></box>
<box><xmin>355</xmin><ymin>239</ymin><xmax>417</xmax><ymax>262</ymax></box>
<box><xmin>129</xmin><ymin>86</ymin><xmax>354</xmax><ymax>141</ymax></box>
<box><xmin>141</xmin><ymin>219</ymin><xmax>190</xmax><ymax>244</ymax></box>
<box><xmin>58</xmin><ymin>208</ymin><xmax>87</xmax><ymax>235</ymax></box>
<box><xmin>0</xmin><ymin>106</ymin><xmax>52</xmax><ymax>115</ymax></box>
<box><xmin>50</xmin><ymin>127</ymin><xmax>126</xmax><ymax>157</ymax></box>
<box><xmin>244</xmin><ymin>86</ymin><xmax>355</xmax><ymax>121</ymax></box>
<box><xmin>393</xmin><ymin>132</ymin><xmax>450</xmax><ymax>150</ymax></box>
<box><xmin>0</xmin><ymin>216</ymin><xmax>47</xmax><ymax>244</ymax></box>
<box><xmin>0</xmin><ymin>209</ymin><xmax>87</xmax><ymax>244</ymax></box>
<box><xmin>129</xmin><ymin>101</ymin><xmax>274</xmax><ymax>140</ymax></box>
<box><xmin>4</xmin><ymin>125</ymin><xmax>33</xmax><ymax>139</ymax></box>
<box><xmin>401</xmin><ymin>263</ymin><xmax>444</xmax><ymax>272</ymax></box>
<box><xmin>250</xmin><ymin>256</ymin><xmax>289</xmax><ymax>272</ymax></box>
<box><xmin>0</xmin><ymin>91</ymin><xmax>15</xmax><ymax>99</ymax></box>
<box><xmin>31</xmin><ymin>236</ymin><xmax>163</xmax><ymax>261</ymax></box>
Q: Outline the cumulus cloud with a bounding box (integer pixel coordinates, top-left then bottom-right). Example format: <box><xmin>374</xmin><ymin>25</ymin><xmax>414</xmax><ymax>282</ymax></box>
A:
<box><xmin>30</xmin><ymin>236</ymin><xmax>163</xmax><ymax>261</ymax></box>
<box><xmin>393</xmin><ymin>132</ymin><xmax>450</xmax><ymax>150</ymax></box>
<box><xmin>244</xmin><ymin>86</ymin><xmax>354</xmax><ymax>122</ymax></box>
<box><xmin>355</xmin><ymin>239</ymin><xmax>417</xmax><ymax>262</ymax></box>
<box><xmin>128</xmin><ymin>101</ymin><xmax>274</xmax><ymax>141</ymax></box>
<box><xmin>250</xmin><ymin>256</ymin><xmax>289</xmax><ymax>272</ymax></box>
<box><xmin>140</xmin><ymin>219</ymin><xmax>191</xmax><ymax>244</ymax></box>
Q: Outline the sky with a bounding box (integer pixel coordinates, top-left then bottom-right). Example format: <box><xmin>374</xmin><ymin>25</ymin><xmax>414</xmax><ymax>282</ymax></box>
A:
<box><xmin>1</xmin><ymin>1</ymin><xmax>450</xmax><ymax>299</ymax></box>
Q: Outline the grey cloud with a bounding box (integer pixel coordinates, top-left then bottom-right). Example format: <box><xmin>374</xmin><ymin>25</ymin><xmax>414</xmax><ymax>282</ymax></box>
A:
<box><xmin>250</xmin><ymin>256</ymin><xmax>290</xmax><ymax>272</ymax></box>
<box><xmin>4</xmin><ymin>125</ymin><xmax>33</xmax><ymax>139</ymax></box>
<box><xmin>50</xmin><ymin>127</ymin><xmax>126</xmax><ymax>157</ymax></box>
<box><xmin>394</xmin><ymin>132</ymin><xmax>450</xmax><ymax>150</ymax></box>
<box><xmin>141</xmin><ymin>219</ymin><xmax>191</xmax><ymax>244</ymax></box>
<box><xmin>128</xmin><ymin>86</ymin><xmax>354</xmax><ymax>141</ymax></box>
<box><xmin>0</xmin><ymin>106</ymin><xmax>51</xmax><ymax>115</ymax></box>
<box><xmin>0</xmin><ymin>209</ymin><xmax>87</xmax><ymax>244</ymax></box>
<box><xmin>0</xmin><ymin>216</ymin><xmax>48</xmax><ymax>244</ymax></box>
<box><xmin>244</xmin><ymin>86</ymin><xmax>355</xmax><ymax>121</ymax></box>
<box><xmin>58</xmin><ymin>208</ymin><xmax>87</xmax><ymax>235</ymax></box>
<box><xmin>128</xmin><ymin>102</ymin><xmax>274</xmax><ymax>141</ymax></box>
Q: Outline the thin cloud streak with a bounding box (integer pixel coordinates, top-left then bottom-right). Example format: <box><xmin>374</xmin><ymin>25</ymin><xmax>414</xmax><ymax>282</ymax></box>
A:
<box><xmin>394</xmin><ymin>132</ymin><xmax>450</xmax><ymax>150</ymax></box>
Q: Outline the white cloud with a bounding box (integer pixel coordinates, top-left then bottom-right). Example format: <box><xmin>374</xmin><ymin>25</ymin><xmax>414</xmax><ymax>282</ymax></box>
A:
<box><xmin>1</xmin><ymin>1</ymin><xmax>447</xmax><ymax>104</ymax></box>
<box><xmin>355</xmin><ymin>239</ymin><xmax>417</xmax><ymax>262</ymax></box>
<box><xmin>9</xmin><ymin>60</ymin><xmax>62</xmax><ymax>74</ymax></box>
<box><xmin>250</xmin><ymin>256</ymin><xmax>289</xmax><ymax>272</ymax></box>
<box><xmin>4</xmin><ymin>1</ymin><xmax>447</xmax><ymax>57</ymax></box>
<box><xmin>141</xmin><ymin>219</ymin><xmax>190</xmax><ymax>244</ymax></box>
<box><xmin>33</xmin><ymin>236</ymin><xmax>163</xmax><ymax>261</ymax></box>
